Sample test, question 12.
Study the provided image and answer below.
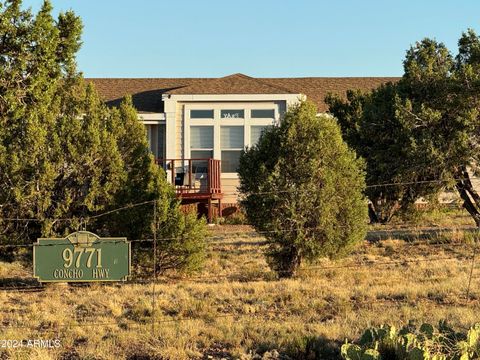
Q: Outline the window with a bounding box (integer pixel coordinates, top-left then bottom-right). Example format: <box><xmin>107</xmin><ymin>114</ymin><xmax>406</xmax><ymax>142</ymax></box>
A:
<box><xmin>190</xmin><ymin>126</ymin><xmax>213</xmax><ymax>160</ymax></box>
<box><xmin>190</xmin><ymin>109</ymin><xmax>214</xmax><ymax>119</ymax></box>
<box><xmin>191</xmin><ymin>126</ymin><xmax>213</xmax><ymax>149</ymax></box>
<box><xmin>221</xmin><ymin>126</ymin><xmax>244</xmax><ymax>148</ymax></box>
<box><xmin>145</xmin><ymin>125</ymin><xmax>152</xmax><ymax>148</ymax></box>
<box><xmin>251</xmin><ymin>109</ymin><xmax>275</xmax><ymax>118</ymax></box>
<box><xmin>221</xmin><ymin>126</ymin><xmax>244</xmax><ymax>173</ymax></box>
<box><xmin>145</xmin><ymin>124</ymin><xmax>160</xmax><ymax>158</ymax></box>
<box><xmin>250</xmin><ymin>125</ymin><xmax>268</xmax><ymax>145</ymax></box>
<box><xmin>221</xmin><ymin>109</ymin><xmax>244</xmax><ymax>119</ymax></box>
<box><xmin>221</xmin><ymin>151</ymin><xmax>241</xmax><ymax>174</ymax></box>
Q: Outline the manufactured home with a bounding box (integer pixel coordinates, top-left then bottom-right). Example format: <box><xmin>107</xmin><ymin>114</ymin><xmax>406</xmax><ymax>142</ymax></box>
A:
<box><xmin>89</xmin><ymin>74</ymin><xmax>397</xmax><ymax>220</ymax></box>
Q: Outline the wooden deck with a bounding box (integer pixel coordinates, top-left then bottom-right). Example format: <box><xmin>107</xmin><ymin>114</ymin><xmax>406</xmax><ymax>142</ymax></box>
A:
<box><xmin>156</xmin><ymin>158</ymin><xmax>223</xmax><ymax>222</ymax></box>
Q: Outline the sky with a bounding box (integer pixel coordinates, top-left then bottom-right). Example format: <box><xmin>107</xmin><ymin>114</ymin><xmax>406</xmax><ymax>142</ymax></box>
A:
<box><xmin>21</xmin><ymin>0</ymin><xmax>480</xmax><ymax>78</ymax></box>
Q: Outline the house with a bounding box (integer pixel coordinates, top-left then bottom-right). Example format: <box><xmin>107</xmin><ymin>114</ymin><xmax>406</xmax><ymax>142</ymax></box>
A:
<box><xmin>88</xmin><ymin>74</ymin><xmax>398</xmax><ymax>221</ymax></box>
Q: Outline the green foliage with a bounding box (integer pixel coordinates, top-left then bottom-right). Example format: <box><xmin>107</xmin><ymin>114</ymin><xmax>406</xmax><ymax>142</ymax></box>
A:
<box><xmin>238</xmin><ymin>100</ymin><xmax>368</xmax><ymax>277</ymax></box>
<box><xmin>326</xmin><ymin>30</ymin><xmax>480</xmax><ymax>225</ymax></box>
<box><xmin>132</xmin><ymin>205</ymin><xmax>207</xmax><ymax>275</ymax></box>
<box><xmin>92</xmin><ymin>95</ymin><xmax>166</xmax><ymax>240</ymax></box>
<box><xmin>154</xmin><ymin>205</ymin><xmax>207</xmax><ymax>274</ymax></box>
<box><xmin>218</xmin><ymin>210</ymin><xmax>249</xmax><ymax>225</ymax></box>
<box><xmin>0</xmin><ymin>0</ymin><xmax>87</xmax><ymax>242</ymax></box>
<box><xmin>0</xmin><ymin>0</ymin><xmax>207</xmax><ymax>273</ymax></box>
<box><xmin>341</xmin><ymin>322</ymin><xmax>480</xmax><ymax>360</ymax></box>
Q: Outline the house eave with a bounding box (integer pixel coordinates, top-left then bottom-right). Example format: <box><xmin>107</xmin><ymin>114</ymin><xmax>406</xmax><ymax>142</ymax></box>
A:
<box><xmin>162</xmin><ymin>93</ymin><xmax>303</xmax><ymax>102</ymax></box>
<box><xmin>138</xmin><ymin>113</ymin><xmax>166</xmax><ymax>123</ymax></box>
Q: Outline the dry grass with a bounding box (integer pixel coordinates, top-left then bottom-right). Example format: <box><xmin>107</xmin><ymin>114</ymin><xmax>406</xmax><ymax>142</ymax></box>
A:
<box><xmin>0</xmin><ymin>222</ymin><xmax>479</xmax><ymax>359</ymax></box>
<box><xmin>369</xmin><ymin>206</ymin><xmax>475</xmax><ymax>230</ymax></box>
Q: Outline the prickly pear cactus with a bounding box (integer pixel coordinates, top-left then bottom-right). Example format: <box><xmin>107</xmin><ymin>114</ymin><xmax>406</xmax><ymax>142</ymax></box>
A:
<box><xmin>341</xmin><ymin>343</ymin><xmax>363</xmax><ymax>360</ymax></box>
<box><xmin>340</xmin><ymin>321</ymin><xmax>480</xmax><ymax>360</ymax></box>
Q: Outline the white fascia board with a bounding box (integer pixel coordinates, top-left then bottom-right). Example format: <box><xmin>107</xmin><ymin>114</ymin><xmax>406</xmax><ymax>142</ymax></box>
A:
<box><xmin>142</xmin><ymin>120</ymin><xmax>166</xmax><ymax>125</ymax></box>
<box><xmin>138</xmin><ymin>113</ymin><xmax>166</xmax><ymax>121</ymax></box>
<box><xmin>163</xmin><ymin>93</ymin><xmax>303</xmax><ymax>102</ymax></box>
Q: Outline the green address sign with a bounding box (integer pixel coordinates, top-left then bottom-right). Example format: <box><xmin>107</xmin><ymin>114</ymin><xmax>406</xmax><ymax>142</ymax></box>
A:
<box><xmin>33</xmin><ymin>231</ymin><xmax>131</xmax><ymax>282</ymax></box>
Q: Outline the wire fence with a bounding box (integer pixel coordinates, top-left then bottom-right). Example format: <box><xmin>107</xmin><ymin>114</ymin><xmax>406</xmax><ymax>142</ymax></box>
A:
<box><xmin>0</xmin><ymin>176</ymin><xmax>475</xmax><ymax>224</ymax></box>
<box><xmin>1</xmin><ymin>225</ymin><xmax>478</xmax><ymax>248</ymax></box>
<box><xmin>199</xmin><ymin>176</ymin><xmax>480</xmax><ymax>196</ymax></box>
<box><xmin>0</xmin><ymin>193</ymin><xmax>479</xmax><ymax>335</ymax></box>
<box><xmin>0</xmin><ymin>237</ymin><xmax>478</xmax><ymax>327</ymax></box>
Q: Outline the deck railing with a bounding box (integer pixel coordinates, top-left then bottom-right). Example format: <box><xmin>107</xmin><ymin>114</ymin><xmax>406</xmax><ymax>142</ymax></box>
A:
<box><xmin>155</xmin><ymin>158</ymin><xmax>222</xmax><ymax>196</ymax></box>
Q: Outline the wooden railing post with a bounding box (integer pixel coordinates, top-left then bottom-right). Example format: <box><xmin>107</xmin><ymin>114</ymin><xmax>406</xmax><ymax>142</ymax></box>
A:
<box><xmin>217</xmin><ymin>160</ymin><xmax>221</xmax><ymax>193</ymax></box>
<box><xmin>188</xmin><ymin>159</ymin><xmax>193</xmax><ymax>190</ymax></box>
<box><xmin>208</xmin><ymin>159</ymin><xmax>212</xmax><ymax>194</ymax></box>
<box><xmin>157</xmin><ymin>158</ymin><xmax>222</xmax><ymax>196</ymax></box>
<box><xmin>214</xmin><ymin>160</ymin><xmax>217</xmax><ymax>192</ymax></box>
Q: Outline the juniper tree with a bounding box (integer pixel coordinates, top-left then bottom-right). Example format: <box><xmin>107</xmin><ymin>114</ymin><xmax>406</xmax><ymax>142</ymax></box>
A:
<box><xmin>0</xmin><ymin>0</ymin><xmax>84</xmax><ymax>241</ymax></box>
<box><xmin>238</xmin><ymin>101</ymin><xmax>368</xmax><ymax>277</ymax></box>
<box><xmin>326</xmin><ymin>30</ymin><xmax>480</xmax><ymax>225</ymax></box>
<box><xmin>0</xmin><ymin>1</ymin><xmax>207</xmax><ymax>274</ymax></box>
<box><xmin>100</xmin><ymin>95</ymin><xmax>208</xmax><ymax>274</ymax></box>
<box><xmin>326</xmin><ymin>83</ymin><xmax>447</xmax><ymax>223</ymax></box>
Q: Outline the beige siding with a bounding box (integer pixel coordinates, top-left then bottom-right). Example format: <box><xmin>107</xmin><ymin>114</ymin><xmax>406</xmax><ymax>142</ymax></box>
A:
<box><xmin>175</xmin><ymin>103</ymin><xmax>184</xmax><ymax>159</ymax></box>
<box><xmin>221</xmin><ymin>177</ymin><xmax>240</xmax><ymax>203</ymax></box>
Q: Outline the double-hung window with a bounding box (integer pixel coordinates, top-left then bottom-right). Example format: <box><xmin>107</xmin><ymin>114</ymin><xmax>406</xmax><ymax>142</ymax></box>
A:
<box><xmin>190</xmin><ymin>125</ymin><xmax>214</xmax><ymax>171</ymax></box>
<box><xmin>190</xmin><ymin>126</ymin><xmax>213</xmax><ymax>160</ymax></box>
<box><xmin>186</xmin><ymin>106</ymin><xmax>277</xmax><ymax>174</ymax></box>
<box><xmin>221</xmin><ymin>126</ymin><xmax>244</xmax><ymax>173</ymax></box>
<box><xmin>250</xmin><ymin>125</ymin><xmax>269</xmax><ymax>146</ymax></box>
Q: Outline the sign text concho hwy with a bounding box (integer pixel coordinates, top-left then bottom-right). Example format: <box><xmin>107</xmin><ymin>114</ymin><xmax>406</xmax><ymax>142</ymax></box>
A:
<box><xmin>34</xmin><ymin>231</ymin><xmax>131</xmax><ymax>282</ymax></box>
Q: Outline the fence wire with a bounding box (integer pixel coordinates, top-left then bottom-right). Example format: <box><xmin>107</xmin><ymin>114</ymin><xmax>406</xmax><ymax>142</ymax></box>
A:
<box><xmin>0</xmin><ymin>189</ymin><xmax>479</xmax><ymax>336</ymax></box>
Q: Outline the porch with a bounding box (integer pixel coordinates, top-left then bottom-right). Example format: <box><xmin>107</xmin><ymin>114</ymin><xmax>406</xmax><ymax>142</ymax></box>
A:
<box><xmin>156</xmin><ymin>158</ymin><xmax>223</xmax><ymax>222</ymax></box>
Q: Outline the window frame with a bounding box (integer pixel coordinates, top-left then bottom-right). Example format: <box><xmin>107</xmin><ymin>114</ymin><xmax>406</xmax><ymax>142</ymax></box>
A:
<box><xmin>184</xmin><ymin>104</ymin><xmax>278</xmax><ymax>178</ymax></box>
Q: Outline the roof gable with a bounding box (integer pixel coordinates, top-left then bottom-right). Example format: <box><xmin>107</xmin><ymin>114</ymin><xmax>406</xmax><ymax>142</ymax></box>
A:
<box><xmin>166</xmin><ymin>73</ymin><xmax>297</xmax><ymax>95</ymax></box>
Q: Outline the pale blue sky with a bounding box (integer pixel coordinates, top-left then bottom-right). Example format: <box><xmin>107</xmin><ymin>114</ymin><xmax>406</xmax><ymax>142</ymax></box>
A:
<box><xmin>21</xmin><ymin>0</ymin><xmax>480</xmax><ymax>78</ymax></box>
